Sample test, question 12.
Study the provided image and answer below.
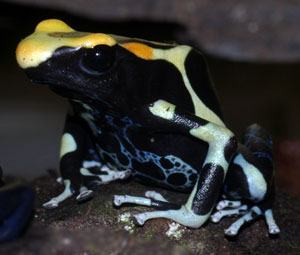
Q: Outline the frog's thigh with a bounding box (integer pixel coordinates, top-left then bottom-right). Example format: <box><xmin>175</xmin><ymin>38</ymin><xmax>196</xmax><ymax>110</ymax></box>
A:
<box><xmin>211</xmin><ymin>142</ymin><xmax>280</xmax><ymax>235</ymax></box>
<box><xmin>114</xmin><ymin>100</ymin><xmax>237</xmax><ymax>228</ymax></box>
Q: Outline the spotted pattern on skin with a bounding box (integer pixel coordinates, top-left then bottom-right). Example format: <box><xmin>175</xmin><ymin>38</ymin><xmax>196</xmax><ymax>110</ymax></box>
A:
<box><xmin>92</xmin><ymin>115</ymin><xmax>197</xmax><ymax>190</ymax></box>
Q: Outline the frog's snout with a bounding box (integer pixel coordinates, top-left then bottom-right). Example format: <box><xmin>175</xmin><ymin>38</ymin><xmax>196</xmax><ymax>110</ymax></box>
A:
<box><xmin>16</xmin><ymin>19</ymin><xmax>117</xmax><ymax>70</ymax></box>
<box><xmin>16</xmin><ymin>39</ymin><xmax>49</xmax><ymax>70</ymax></box>
<box><xmin>16</xmin><ymin>19</ymin><xmax>74</xmax><ymax>69</ymax></box>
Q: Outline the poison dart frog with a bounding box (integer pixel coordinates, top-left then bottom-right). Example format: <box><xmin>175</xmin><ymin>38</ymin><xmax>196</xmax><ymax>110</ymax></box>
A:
<box><xmin>16</xmin><ymin>19</ymin><xmax>280</xmax><ymax>236</ymax></box>
<box><xmin>0</xmin><ymin>166</ymin><xmax>34</xmax><ymax>242</ymax></box>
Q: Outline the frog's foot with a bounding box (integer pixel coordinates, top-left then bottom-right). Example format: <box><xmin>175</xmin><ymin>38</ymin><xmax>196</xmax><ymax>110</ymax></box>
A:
<box><xmin>114</xmin><ymin>190</ymin><xmax>169</xmax><ymax>209</ymax></box>
<box><xmin>43</xmin><ymin>165</ymin><xmax>132</xmax><ymax>209</ymax></box>
<box><xmin>80</xmin><ymin>163</ymin><xmax>132</xmax><ymax>185</ymax></box>
<box><xmin>145</xmin><ymin>190</ymin><xmax>168</xmax><ymax>202</ymax></box>
<box><xmin>76</xmin><ymin>186</ymin><xmax>94</xmax><ymax>201</ymax></box>
<box><xmin>215</xmin><ymin>199</ymin><xmax>242</xmax><ymax>210</ymax></box>
<box><xmin>210</xmin><ymin>200</ymin><xmax>280</xmax><ymax>236</ymax></box>
<box><xmin>43</xmin><ymin>184</ymin><xmax>94</xmax><ymax>209</ymax></box>
<box><xmin>264</xmin><ymin>209</ymin><xmax>281</xmax><ymax>234</ymax></box>
<box><xmin>114</xmin><ymin>193</ymin><xmax>209</xmax><ymax>228</ymax></box>
<box><xmin>43</xmin><ymin>180</ymin><xmax>73</xmax><ymax>209</ymax></box>
<box><xmin>210</xmin><ymin>200</ymin><xmax>246</xmax><ymax>222</ymax></box>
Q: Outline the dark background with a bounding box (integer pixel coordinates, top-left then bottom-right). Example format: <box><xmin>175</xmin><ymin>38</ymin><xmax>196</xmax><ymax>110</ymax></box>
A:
<box><xmin>0</xmin><ymin>1</ymin><xmax>299</xmax><ymax>195</ymax></box>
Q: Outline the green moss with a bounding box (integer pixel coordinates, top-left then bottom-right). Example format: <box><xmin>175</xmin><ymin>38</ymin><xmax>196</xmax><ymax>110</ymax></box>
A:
<box><xmin>144</xmin><ymin>229</ymin><xmax>157</xmax><ymax>240</ymax></box>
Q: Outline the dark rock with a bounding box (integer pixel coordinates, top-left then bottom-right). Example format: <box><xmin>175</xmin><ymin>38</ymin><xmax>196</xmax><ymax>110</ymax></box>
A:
<box><xmin>6</xmin><ymin>0</ymin><xmax>300</xmax><ymax>61</ymax></box>
<box><xmin>0</xmin><ymin>174</ymin><xmax>299</xmax><ymax>254</ymax></box>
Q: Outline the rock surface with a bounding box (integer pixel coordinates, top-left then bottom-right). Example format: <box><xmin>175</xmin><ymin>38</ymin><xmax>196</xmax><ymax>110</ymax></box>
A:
<box><xmin>0</xmin><ymin>174</ymin><xmax>299</xmax><ymax>255</ymax></box>
<box><xmin>7</xmin><ymin>0</ymin><xmax>300</xmax><ymax>61</ymax></box>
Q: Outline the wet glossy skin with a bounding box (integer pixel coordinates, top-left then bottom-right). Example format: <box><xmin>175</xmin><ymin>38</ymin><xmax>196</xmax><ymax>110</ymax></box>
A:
<box><xmin>16</xmin><ymin>19</ymin><xmax>280</xmax><ymax>236</ymax></box>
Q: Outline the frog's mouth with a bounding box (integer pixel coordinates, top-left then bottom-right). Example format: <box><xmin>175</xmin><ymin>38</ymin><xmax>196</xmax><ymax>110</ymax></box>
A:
<box><xmin>25</xmin><ymin>66</ymin><xmax>114</xmax><ymax>103</ymax></box>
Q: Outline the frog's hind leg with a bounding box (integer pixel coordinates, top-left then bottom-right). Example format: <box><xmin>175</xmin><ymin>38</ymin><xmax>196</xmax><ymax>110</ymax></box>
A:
<box><xmin>114</xmin><ymin>100</ymin><xmax>238</xmax><ymax>228</ymax></box>
<box><xmin>211</xmin><ymin>124</ymin><xmax>280</xmax><ymax>236</ymax></box>
<box><xmin>212</xmin><ymin>193</ymin><xmax>280</xmax><ymax>236</ymax></box>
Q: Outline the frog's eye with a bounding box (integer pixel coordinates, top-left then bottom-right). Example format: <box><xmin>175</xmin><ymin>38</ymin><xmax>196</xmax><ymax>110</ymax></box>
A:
<box><xmin>80</xmin><ymin>45</ymin><xmax>115</xmax><ymax>75</ymax></box>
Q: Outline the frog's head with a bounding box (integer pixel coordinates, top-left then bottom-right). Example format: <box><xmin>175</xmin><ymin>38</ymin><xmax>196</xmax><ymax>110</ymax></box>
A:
<box><xmin>16</xmin><ymin>19</ymin><xmax>163</xmax><ymax>104</ymax></box>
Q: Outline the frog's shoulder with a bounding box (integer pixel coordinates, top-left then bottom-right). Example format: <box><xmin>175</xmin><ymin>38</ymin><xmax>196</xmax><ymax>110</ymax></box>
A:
<box><xmin>111</xmin><ymin>35</ymin><xmax>224</xmax><ymax>126</ymax></box>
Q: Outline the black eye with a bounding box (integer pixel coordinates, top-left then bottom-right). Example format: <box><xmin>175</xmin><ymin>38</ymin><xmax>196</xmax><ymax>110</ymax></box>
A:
<box><xmin>80</xmin><ymin>45</ymin><xmax>115</xmax><ymax>75</ymax></box>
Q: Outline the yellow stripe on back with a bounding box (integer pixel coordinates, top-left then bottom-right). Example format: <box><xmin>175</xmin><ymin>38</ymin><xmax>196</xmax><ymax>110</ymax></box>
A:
<box><xmin>152</xmin><ymin>46</ymin><xmax>225</xmax><ymax>127</ymax></box>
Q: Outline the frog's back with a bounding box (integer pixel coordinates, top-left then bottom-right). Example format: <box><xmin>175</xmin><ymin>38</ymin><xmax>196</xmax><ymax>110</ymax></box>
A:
<box><xmin>110</xmin><ymin>35</ymin><xmax>225</xmax><ymax>127</ymax></box>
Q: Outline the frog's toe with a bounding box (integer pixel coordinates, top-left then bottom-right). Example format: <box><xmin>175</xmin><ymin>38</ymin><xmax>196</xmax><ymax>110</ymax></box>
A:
<box><xmin>133</xmin><ymin>213</ymin><xmax>147</xmax><ymax>225</ymax></box>
<box><xmin>214</xmin><ymin>202</ymin><xmax>280</xmax><ymax>236</ymax></box>
<box><xmin>119</xmin><ymin>169</ymin><xmax>132</xmax><ymax>180</ymax></box>
<box><xmin>43</xmin><ymin>199</ymin><xmax>59</xmax><ymax>209</ymax></box>
<box><xmin>268</xmin><ymin>223</ymin><xmax>280</xmax><ymax>234</ymax></box>
<box><xmin>145</xmin><ymin>191</ymin><xmax>168</xmax><ymax>202</ymax></box>
<box><xmin>81</xmin><ymin>165</ymin><xmax>132</xmax><ymax>184</ymax></box>
<box><xmin>113</xmin><ymin>194</ymin><xmax>150</xmax><ymax>207</ymax></box>
<box><xmin>113</xmin><ymin>195</ymin><xmax>126</xmax><ymax>206</ymax></box>
<box><xmin>216</xmin><ymin>199</ymin><xmax>242</xmax><ymax>210</ymax></box>
<box><xmin>225</xmin><ymin>225</ymin><xmax>239</xmax><ymax>236</ymax></box>
<box><xmin>265</xmin><ymin>209</ymin><xmax>280</xmax><ymax>235</ymax></box>
<box><xmin>224</xmin><ymin>213</ymin><xmax>253</xmax><ymax>236</ymax></box>
<box><xmin>43</xmin><ymin>180</ymin><xmax>73</xmax><ymax>209</ymax></box>
<box><xmin>211</xmin><ymin>205</ymin><xmax>248</xmax><ymax>223</ymax></box>
<box><xmin>56</xmin><ymin>177</ymin><xmax>63</xmax><ymax>184</ymax></box>
<box><xmin>223</xmin><ymin>206</ymin><xmax>262</xmax><ymax>236</ymax></box>
<box><xmin>76</xmin><ymin>188</ymin><xmax>93</xmax><ymax>201</ymax></box>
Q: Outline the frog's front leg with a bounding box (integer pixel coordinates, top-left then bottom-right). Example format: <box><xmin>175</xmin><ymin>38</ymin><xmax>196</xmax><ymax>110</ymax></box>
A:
<box><xmin>114</xmin><ymin>100</ymin><xmax>237</xmax><ymax>228</ymax></box>
<box><xmin>43</xmin><ymin>113</ymin><xmax>131</xmax><ymax>209</ymax></box>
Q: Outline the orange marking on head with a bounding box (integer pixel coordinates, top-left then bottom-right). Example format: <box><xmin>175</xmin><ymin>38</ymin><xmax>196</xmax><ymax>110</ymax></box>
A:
<box><xmin>121</xmin><ymin>42</ymin><xmax>153</xmax><ymax>60</ymax></box>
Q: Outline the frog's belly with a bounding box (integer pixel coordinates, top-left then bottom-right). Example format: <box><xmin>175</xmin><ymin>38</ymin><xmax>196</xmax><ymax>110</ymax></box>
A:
<box><xmin>95</xmin><ymin>130</ymin><xmax>207</xmax><ymax>191</ymax></box>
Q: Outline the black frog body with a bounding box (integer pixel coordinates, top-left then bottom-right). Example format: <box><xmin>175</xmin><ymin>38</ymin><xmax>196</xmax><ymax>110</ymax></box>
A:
<box><xmin>16</xmin><ymin>19</ymin><xmax>280</xmax><ymax>236</ymax></box>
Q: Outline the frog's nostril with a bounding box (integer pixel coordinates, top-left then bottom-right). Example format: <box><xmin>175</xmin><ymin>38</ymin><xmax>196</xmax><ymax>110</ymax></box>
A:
<box><xmin>16</xmin><ymin>39</ymin><xmax>52</xmax><ymax>69</ymax></box>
